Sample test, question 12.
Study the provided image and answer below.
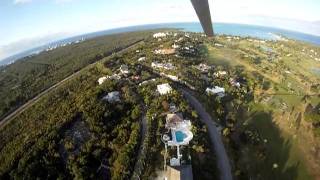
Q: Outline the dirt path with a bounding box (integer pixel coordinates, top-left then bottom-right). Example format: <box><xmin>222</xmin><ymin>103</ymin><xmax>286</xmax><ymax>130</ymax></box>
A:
<box><xmin>180</xmin><ymin>88</ymin><xmax>233</xmax><ymax>180</ymax></box>
<box><xmin>0</xmin><ymin>41</ymin><xmax>143</xmax><ymax>129</ymax></box>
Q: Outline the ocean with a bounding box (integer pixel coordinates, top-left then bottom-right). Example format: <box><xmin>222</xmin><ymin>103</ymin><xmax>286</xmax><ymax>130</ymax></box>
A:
<box><xmin>1</xmin><ymin>22</ymin><xmax>320</xmax><ymax>66</ymax></box>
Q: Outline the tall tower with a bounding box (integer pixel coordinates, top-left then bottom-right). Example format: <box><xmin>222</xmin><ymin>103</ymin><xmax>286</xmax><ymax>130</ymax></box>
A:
<box><xmin>190</xmin><ymin>0</ymin><xmax>214</xmax><ymax>37</ymax></box>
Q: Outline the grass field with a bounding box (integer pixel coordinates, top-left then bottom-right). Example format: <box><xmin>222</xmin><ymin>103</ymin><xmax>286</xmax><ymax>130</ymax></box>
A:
<box><xmin>205</xmin><ymin>37</ymin><xmax>320</xmax><ymax>179</ymax></box>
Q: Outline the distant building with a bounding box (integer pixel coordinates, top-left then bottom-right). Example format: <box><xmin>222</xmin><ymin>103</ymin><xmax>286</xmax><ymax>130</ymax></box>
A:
<box><xmin>103</xmin><ymin>91</ymin><xmax>120</xmax><ymax>103</ymax></box>
<box><xmin>106</xmin><ymin>74</ymin><xmax>121</xmax><ymax>80</ymax></box>
<box><xmin>160</xmin><ymin>73</ymin><xmax>179</xmax><ymax>81</ymax></box>
<box><xmin>214</xmin><ymin>71</ymin><xmax>227</xmax><ymax>77</ymax></box>
<box><xmin>153</xmin><ymin>32</ymin><xmax>167</xmax><ymax>38</ymax></box>
<box><xmin>172</xmin><ymin>43</ymin><xmax>180</xmax><ymax>49</ymax></box>
<box><xmin>139</xmin><ymin>78</ymin><xmax>156</xmax><ymax>86</ymax></box>
<box><xmin>167</xmin><ymin>75</ymin><xmax>179</xmax><ymax>81</ymax></box>
<box><xmin>98</xmin><ymin>77</ymin><xmax>107</xmax><ymax>85</ymax></box>
<box><xmin>138</xmin><ymin>57</ymin><xmax>146</xmax><ymax>62</ymax></box>
<box><xmin>214</xmin><ymin>43</ymin><xmax>224</xmax><ymax>47</ymax></box>
<box><xmin>157</xmin><ymin>83</ymin><xmax>172</xmax><ymax>95</ymax></box>
<box><xmin>152</xmin><ymin>62</ymin><xmax>175</xmax><ymax>70</ymax></box>
<box><xmin>154</xmin><ymin>48</ymin><xmax>176</xmax><ymax>55</ymax></box>
<box><xmin>195</xmin><ymin>63</ymin><xmax>212</xmax><ymax>73</ymax></box>
<box><xmin>206</xmin><ymin>86</ymin><xmax>225</xmax><ymax>97</ymax></box>
<box><xmin>119</xmin><ymin>65</ymin><xmax>129</xmax><ymax>74</ymax></box>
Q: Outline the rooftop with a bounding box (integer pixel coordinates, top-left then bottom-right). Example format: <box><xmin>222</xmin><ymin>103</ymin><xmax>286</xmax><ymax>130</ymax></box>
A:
<box><xmin>157</xmin><ymin>83</ymin><xmax>173</xmax><ymax>95</ymax></box>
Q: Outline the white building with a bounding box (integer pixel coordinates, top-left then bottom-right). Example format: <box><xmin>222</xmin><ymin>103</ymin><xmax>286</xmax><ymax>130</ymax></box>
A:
<box><xmin>157</xmin><ymin>83</ymin><xmax>172</xmax><ymax>95</ymax></box>
<box><xmin>152</xmin><ymin>62</ymin><xmax>175</xmax><ymax>70</ymax></box>
<box><xmin>167</xmin><ymin>75</ymin><xmax>179</xmax><ymax>81</ymax></box>
<box><xmin>195</xmin><ymin>63</ymin><xmax>212</xmax><ymax>73</ymax></box>
<box><xmin>139</xmin><ymin>78</ymin><xmax>156</xmax><ymax>86</ymax></box>
<box><xmin>214</xmin><ymin>43</ymin><xmax>224</xmax><ymax>47</ymax></box>
<box><xmin>214</xmin><ymin>71</ymin><xmax>227</xmax><ymax>77</ymax></box>
<box><xmin>103</xmin><ymin>91</ymin><xmax>120</xmax><ymax>103</ymax></box>
<box><xmin>119</xmin><ymin>65</ymin><xmax>129</xmax><ymax>74</ymax></box>
<box><xmin>206</xmin><ymin>86</ymin><xmax>225</xmax><ymax>97</ymax></box>
<box><xmin>160</xmin><ymin>73</ymin><xmax>179</xmax><ymax>81</ymax></box>
<box><xmin>172</xmin><ymin>43</ymin><xmax>180</xmax><ymax>49</ymax></box>
<box><xmin>138</xmin><ymin>57</ymin><xmax>146</xmax><ymax>62</ymax></box>
<box><xmin>153</xmin><ymin>32</ymin><xmax>167</xmax><ymax>38</ymax></box>
<box><xmin>163</xmin><ymin>113</ymin><xmax>193</xmax><ymax>167</ymax></box>
<box><xmin>106</xmin><ymin>74</ymin><xmax>121</xmax><ymax>80</ymax></box>
<box><xmin>98</xmin><ymin>77</ymin><xmax>107</xmax><ymax>85</ymax></box>
<box><xmin>154</xmin><ymin>48</ymin><xmax>175</xmax><ymax>55</ymax></box>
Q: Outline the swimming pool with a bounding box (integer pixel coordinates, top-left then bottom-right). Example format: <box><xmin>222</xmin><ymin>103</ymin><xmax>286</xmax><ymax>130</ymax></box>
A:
<box><xmin>175</xmin><ymin>131</ymin><xmax>186</xmax><ymax>142</ymax></box>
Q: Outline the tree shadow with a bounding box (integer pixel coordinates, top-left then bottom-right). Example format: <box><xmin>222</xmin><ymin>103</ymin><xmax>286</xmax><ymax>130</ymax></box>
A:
<box><xmin>239</xmin><ymin>111</ymin><xmax>301</xmax><ymax>180</ymax></box>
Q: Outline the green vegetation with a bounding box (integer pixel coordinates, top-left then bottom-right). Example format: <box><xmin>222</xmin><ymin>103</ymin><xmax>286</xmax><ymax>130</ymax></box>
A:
<box><xmin>203</xmin><ymin>36</ymin><xmax>320</xmax><ymax>179</ymax></box>
<box><xmin>0</xmin><ymin>29</ymin><xmax>319</xmax><ymax>179</ymax></box>
<box><xmin>0</xmin><ymin>31</ymin><xmax>151</xmax><ymax>120</ymax></box>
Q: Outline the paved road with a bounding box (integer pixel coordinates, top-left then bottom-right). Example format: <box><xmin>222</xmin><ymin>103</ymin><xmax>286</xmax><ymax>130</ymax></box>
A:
<box><xmin>0</xmin><ymin>41</ymin><xmax>143</xmax><ymax>129</ymax></box>
<box><xmin>131</xmin><ymin>109</ymin><xmax>147</xmax><ymax>179</ymax></box>
<box><xmin>180</xmin><ymin>88</ymin><xmax>233</xmax><ymax>180</ymax></box>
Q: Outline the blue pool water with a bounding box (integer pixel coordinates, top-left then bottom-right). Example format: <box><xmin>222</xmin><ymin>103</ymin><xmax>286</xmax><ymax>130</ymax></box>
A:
<box><xmin>175</xmin><ymin>131</ymin><xmax>186</xmax><ymax>142</ymax></box>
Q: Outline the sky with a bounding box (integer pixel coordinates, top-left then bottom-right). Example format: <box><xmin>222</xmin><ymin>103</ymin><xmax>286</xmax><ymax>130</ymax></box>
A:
<box><xmin>0</xmin><ymin>0</ymin><xmax>319</xmax><ymax>60</ymax></box>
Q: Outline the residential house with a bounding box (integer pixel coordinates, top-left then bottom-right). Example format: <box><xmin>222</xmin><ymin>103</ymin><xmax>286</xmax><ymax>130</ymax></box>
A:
<box><xmin>120</xmin><ymin>65</ymin><xmax>129</xmax><ymax>74</ymax></box>
<box><xmin>98</xmin><ymin>77</ymin><xmax>107</xmax><ymax>85</ymax></box>
<box><xmin>157</xmin><ymin>83</ymin><xmax>172</xmax><ymax>95</ymax></box>
<box><xmin>206</xmin><ymin>86</ymin><xmax>225</xmax><ymax>97</ymax></box>
<box><xmin>103</xmin><ymin>91</ymin><xmax>121</xmax><ymax>103</ymax></box>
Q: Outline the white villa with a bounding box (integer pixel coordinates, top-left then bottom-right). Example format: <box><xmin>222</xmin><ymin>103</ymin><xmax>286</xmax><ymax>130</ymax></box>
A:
<box><xmin>206</xmin><ymin>86</ymin><xmax>225</xmax><ymax>97</ymax></box>
<box><xmin>214</xmin><ymin>43</ymin><xmax>224</xmax><ymax>47</ymax></box>
<box><xmin>103</xmin><ymin>91</ymin><xmax>121</xmax><ymax>103</ymax></box>
<box><xmin>138</xmin><ymin>57</ymin><xmax>146</xmax><ymax>62</ymax></box>
<box><xmin>98</xmin><ymin>77</ymin><xmax>108</xmax><ymax>85</ymax></box>
<box><xmin>163</xmin><ymin>113</ymin><xmax>193</xmax><ymax>167</ymax></box>
<box><xmin>157</xmin><ymin>83</ymin><xmax>173</xmax><ymax>95</ymax></box>
<box><xmin>107</xmin><ymin>74</ymin><xmax>121</xmax><ymax>80</ymax></box>
<box><xmin>167</xmin><ymin>75</ymin><xmax>179</xmax><ymax>82</ymax></box>
<box><xmin>153</xmin><ymin>32</ymin><xmax>167</xmax><ymax>38</ymax></box>
<box><xmin>152</xmin><ymin>62</ymin><xmax>175</xmax><ymax>70</ymax></box>
<box><xmin>119</xmin><ymin>65</ymin><xmax>129</xmax><ymax>74</ymax></box>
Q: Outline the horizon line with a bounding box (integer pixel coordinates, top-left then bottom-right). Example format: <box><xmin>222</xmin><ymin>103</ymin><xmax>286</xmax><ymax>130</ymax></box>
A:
<box><xmin>1</xmin><ymin>21</ymin><xmax>320</xmax><ymax>64</ymax></box>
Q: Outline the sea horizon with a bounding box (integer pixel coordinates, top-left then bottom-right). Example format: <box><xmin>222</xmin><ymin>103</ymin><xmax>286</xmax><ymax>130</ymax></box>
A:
<box><xmin>1</xmin><ymin>22</ymin><xmax>320</xmax><ymax>66</ymax></box>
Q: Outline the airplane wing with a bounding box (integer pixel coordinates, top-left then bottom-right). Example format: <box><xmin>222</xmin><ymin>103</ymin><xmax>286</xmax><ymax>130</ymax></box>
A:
<box><xmin>190</xmin><ymin>0</ymin><xmax>214</xmax><ymax>37</ymax></box>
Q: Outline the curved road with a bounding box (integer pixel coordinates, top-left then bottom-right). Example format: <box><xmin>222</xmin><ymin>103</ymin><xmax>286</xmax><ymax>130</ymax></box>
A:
<box><xmin>180</xmin><ymin>88</ymin><xmax>233</xmax><ymax>180</ymax></box>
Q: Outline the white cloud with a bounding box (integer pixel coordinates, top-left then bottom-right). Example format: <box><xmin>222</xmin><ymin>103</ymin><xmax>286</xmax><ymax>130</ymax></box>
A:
<box><xmin>13</xmin><ymin>0</ymin><xmax>75</xmax><ymax>5</ymax></box>
<box><xmin>0</xmin><ymin>32</ymin><xmax>70</xmax><ymax>60</ymax></box>
<box><xmin>54</xmin><ymin>0</ymin><xmax>75</xmax><ymax>4</ymax></box>
<box><xmin>14</xmin><ymin>0</ymin><xmax>33</xmax><ymax>4</ymax></box>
